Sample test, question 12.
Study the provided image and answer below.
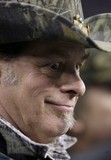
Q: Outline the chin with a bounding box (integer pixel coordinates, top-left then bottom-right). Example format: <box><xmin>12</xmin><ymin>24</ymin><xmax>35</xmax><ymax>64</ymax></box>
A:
<box><xmin>56</xmin><ymin>120</ymin><xmax>75</xmax><ymax>136</ymax></box>
<box><xmin>62</xmin><ymin>112</ymin><xmax>75</xmax><ymax>129</ymax></box>
<box><xmin>53</xmin><ymin>112</ymin><xmax>75</xmax><ymax>135</ymax></box>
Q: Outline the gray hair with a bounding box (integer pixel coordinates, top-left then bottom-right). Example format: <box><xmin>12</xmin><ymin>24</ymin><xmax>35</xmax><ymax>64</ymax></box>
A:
<box><xmin>1</xmin><ymin>62</ymin><xmax>18</xmax><ymax>86</ymax></box>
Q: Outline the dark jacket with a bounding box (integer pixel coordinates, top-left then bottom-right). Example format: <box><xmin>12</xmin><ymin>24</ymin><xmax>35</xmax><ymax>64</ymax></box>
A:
<box><xmin>0</xmin><ymin>132</ymin><xmax>51</xmax><ymax>160</ymax></box>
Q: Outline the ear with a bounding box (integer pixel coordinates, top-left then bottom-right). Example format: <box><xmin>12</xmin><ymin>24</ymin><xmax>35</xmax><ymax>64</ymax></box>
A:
<box><xmin>67</xmin><ymin>120</ymin><xmax>85</xmax><ymax>137</ymax></box>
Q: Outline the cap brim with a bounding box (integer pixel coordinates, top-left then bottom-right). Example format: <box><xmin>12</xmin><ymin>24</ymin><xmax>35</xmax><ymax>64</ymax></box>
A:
<box><xmin>93</xmin><ymin>40</ymin><xmax>111</xmax><ymax>52</ymax></box>
<box><xmin>85</xmin><ymin>13</ymin><xmax>111</xmax><ymax>52</ymax></box>
<box><xmin>0</xmin><ymin>2</ymin><xmax>108</xmax><ymax>52</ymax></box>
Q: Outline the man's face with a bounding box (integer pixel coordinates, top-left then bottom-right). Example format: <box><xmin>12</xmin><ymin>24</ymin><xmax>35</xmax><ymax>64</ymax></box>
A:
<box><xmin>0</xmin><ymin>41</ymin><xmax>86</xmax><ymax>143</ymax></box>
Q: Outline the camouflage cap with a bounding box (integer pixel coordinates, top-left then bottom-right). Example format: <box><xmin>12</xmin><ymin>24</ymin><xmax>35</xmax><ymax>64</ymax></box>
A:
<box><xmin>0</xmin><ymin>0</ymin><xmax>109</xmax><ymax>52</ymax></box>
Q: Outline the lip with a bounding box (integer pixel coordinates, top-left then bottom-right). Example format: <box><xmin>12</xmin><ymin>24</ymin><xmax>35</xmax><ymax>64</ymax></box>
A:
<box><xmin>45</xmin><ymin>100</ymin><xmax>75</xmax><ymax>112</ymax></box>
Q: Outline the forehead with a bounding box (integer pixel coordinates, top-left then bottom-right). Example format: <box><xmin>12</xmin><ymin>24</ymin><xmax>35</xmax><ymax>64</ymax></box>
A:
<box><xmin>23</xmin><ymin>40</ymin><xmax>86</xmax><ymax>60</ymax></box>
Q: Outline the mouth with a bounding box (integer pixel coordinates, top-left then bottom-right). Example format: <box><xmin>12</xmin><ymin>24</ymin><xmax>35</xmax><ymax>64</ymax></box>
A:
<box><xmin>45</xmin><ymin>100</ymin><xmax>75</xmax><ymax>112</ymax></box>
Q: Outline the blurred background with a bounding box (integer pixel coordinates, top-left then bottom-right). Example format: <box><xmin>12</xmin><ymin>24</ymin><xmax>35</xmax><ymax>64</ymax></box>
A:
<box><xmin>81</xmin><ymin>0</ymin><xmax>111</xmax><ymax>18</ymax></box>
<box><xmin>67</xmin><ymin>2</ymin><xmax>111</xmax><ymax>159</ymax></box>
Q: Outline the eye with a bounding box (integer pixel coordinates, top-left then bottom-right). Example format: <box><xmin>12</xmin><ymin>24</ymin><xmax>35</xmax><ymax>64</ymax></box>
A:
<box><xmin>48</xmin><ymin>62</ymin><xmax>63</xmax><ymax>71</ymax></box>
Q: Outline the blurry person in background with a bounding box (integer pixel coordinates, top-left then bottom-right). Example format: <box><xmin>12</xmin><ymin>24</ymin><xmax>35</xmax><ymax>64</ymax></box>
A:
<box><xmin>68</xmin><ymin>50</ymin><xmax>111</xmax><ymax>154</ymax></box>
<box><xmin>67</xmin><ymin>13</ymin><xmax>111</xmax><ymax>160</ymax></box>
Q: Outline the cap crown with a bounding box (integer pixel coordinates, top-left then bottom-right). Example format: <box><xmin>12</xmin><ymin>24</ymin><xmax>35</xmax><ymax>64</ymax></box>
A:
<box><xmin>1</xmin><ymin>0</ymin><xmax>84</xmax><ymax>21</ymax></box>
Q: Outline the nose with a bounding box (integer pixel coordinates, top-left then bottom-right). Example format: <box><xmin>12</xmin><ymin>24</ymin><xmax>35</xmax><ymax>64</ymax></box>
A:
<box><xmin>60</xmin><ymin>74</ymin><xmax>86</xmax><ymax>98</ymax></box>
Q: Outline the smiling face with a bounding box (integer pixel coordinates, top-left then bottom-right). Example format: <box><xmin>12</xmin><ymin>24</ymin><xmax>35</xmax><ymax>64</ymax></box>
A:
<box><xmin>0</xmin><ymin>41</ymin><xmax>86</xmax><ymax>143</ymax></box>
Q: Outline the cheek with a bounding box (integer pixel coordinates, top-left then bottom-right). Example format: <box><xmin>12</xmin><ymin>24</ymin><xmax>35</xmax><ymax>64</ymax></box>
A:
<box><xmin>19</xmin><ymin>75</ymin><xmax>52</xmax><ymax>113</ymax></box>
<box><xmin>26</xmin><ymin>72</ymin><xmax>53</xmax><ymax>90</ymax></box>
<box><xmin>17</xmin><ymin>86</ymin><xmax>44</xmax><ymax>127</ymax></box>
<box><xmin>16</xmin><ymin>71</ymin><xmax>57</xmax><ymax>120</ymax></box>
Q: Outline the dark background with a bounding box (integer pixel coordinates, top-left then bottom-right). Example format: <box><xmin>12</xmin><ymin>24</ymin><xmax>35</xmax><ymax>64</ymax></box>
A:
<box><xmin>81</xmin><ymin>0</ymin><xmax>111</xmax><ymax>18</ymax></box>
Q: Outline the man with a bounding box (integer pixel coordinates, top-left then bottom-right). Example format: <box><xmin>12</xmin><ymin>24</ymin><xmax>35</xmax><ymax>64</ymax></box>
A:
<box><xmin>68</xmin><ymin>13</ymin><xmax>111</xmax><ymax>160</ymax></box>
<box><xmin>0</xmin><ymin>1</ymin><xmax>108</xmax><ymax>160</ymax></box>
